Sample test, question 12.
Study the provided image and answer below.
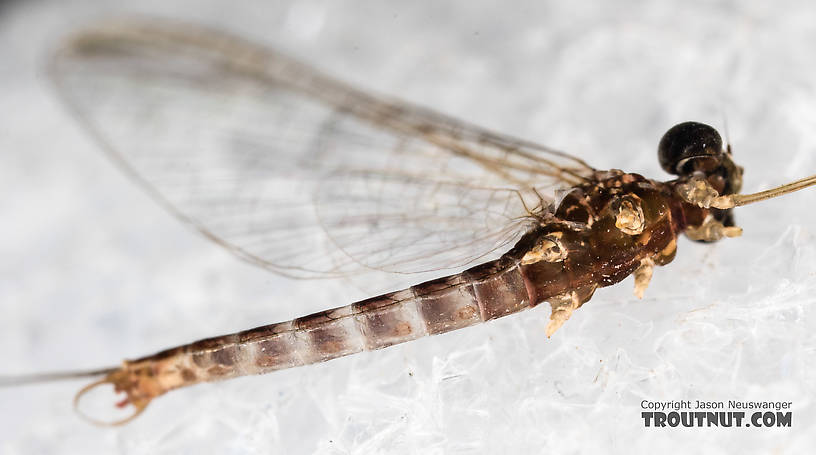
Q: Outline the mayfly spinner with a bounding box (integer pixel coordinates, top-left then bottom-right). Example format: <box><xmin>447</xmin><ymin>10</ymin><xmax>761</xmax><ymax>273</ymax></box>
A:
<box><xmin>3</xmin><ymin>20</ymin><xmax>816</xmax><ymax>425</ymax></box>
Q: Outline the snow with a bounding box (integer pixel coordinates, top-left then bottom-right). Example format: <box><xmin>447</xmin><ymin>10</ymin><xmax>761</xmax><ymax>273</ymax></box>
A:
<box><xmin>1</xmin><ymin>0</ymin><xmax>815</xmax><ymax>453</ymax></box>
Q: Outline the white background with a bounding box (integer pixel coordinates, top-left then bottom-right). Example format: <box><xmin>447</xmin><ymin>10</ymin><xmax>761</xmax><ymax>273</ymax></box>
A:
<box><xmin>1</xmin><ymin>0</ymin><xmax>815</xmax><ymax>453</ymax></box>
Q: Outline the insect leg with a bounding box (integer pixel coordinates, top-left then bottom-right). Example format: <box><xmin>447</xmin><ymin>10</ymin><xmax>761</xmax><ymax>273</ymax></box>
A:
<box><xmin>544</xmin><ymin>284</ymin><xmax>596</xmax><ymax>337</ymax></box>
<box><xmin>685</xmin><ymin>217</ymin><xmax>743</xmax><ymax>242</ymax></box>
<box><xmin>675</xmin><ymin>176</ymin><xmax>724</xmax><ymax>208</ymax></box>
<box><xmin>544</xmin><ymin>291</ymin><xmax>580</xmax><ymax>337</ymax></box>
<box><xmin>633</xmin><ymin>257</ymin><xmax>655</xmax><ymax>299</ymax></box>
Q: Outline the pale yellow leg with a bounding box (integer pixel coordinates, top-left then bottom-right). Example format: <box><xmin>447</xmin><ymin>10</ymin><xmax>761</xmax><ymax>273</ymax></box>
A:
<box><xmin>633</xmin><ymin>257</ymin><xmax>655</xmax><ymax>299</ymax></box>
<box><xmin>685</xmin><ymin>219</ymin><xmax>743</xmax><ymax>242</ymax></box>
<box><xmin>545</xmin><ymin>291</ymin><xmax>581</xmax><ymax>337</ymax></box>
<box><xmin>675</xmin><ymin>176</ymin><xmax>737</xmax><ymax>209</ymax></box>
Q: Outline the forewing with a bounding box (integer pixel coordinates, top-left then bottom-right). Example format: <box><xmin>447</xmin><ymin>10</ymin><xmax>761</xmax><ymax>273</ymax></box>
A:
<box><xmin>50</xmin><ymin>20</ymin><xmax>597</xmax><ymax>278</ymax></box>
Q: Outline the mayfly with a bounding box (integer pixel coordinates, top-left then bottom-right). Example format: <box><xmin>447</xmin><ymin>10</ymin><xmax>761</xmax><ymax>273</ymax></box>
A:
<box><xmin>4</xmin><ymin>19</ymin><xmax>816</xmax><ymax>425</ymax></box>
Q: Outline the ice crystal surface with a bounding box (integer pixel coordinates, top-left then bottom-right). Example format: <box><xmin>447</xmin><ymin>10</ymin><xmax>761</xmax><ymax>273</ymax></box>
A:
<box><xmin>1</xmin><ymin>0</ymin><xmax>815</xmax><ymax>453</ymax></box>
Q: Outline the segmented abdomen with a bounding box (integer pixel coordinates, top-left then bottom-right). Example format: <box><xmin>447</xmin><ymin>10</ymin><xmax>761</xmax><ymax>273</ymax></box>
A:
<box><xmin>128</xmin><ymin>254</ymin><xmax>541</xmax><ymax>394</ymax></box>
<box><xmin>122</xmin><ymin>178</ymin><xmax>680</xmax><ymax>400</ymax></box>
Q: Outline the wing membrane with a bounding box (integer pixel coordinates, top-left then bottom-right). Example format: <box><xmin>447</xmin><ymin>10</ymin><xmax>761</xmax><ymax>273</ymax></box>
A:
<box><xmin>50</xmin><ymin>20</ymin><xmax>597</xmax><ymax>277</ymax></box>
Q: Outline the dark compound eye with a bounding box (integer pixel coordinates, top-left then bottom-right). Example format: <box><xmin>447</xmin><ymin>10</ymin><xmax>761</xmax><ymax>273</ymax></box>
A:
<box><xmin>657</xmin><ymin>122</ymin><xmax>724</xmax><ymax>176</ymax></box>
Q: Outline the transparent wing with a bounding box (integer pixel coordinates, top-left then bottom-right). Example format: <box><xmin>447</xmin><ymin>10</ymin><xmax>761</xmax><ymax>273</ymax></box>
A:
<box><xmin>50</xmin><ymin>19</ymin><xmax>598</xmax><ymax>278</ymax></box>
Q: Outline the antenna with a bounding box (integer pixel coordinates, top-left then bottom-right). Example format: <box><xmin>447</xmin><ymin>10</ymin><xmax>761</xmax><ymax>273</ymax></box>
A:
<box><xmin>712</xmin><ymin>174</ymin><xmax>816</xmax><ymax>209</ymax></box>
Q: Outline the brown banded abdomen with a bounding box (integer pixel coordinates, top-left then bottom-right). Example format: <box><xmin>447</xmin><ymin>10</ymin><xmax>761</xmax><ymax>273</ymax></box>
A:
<box><xmin>127</xmin><ymin>257</ymin><xmax>541</xmax><ymax>394</ymax></box>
